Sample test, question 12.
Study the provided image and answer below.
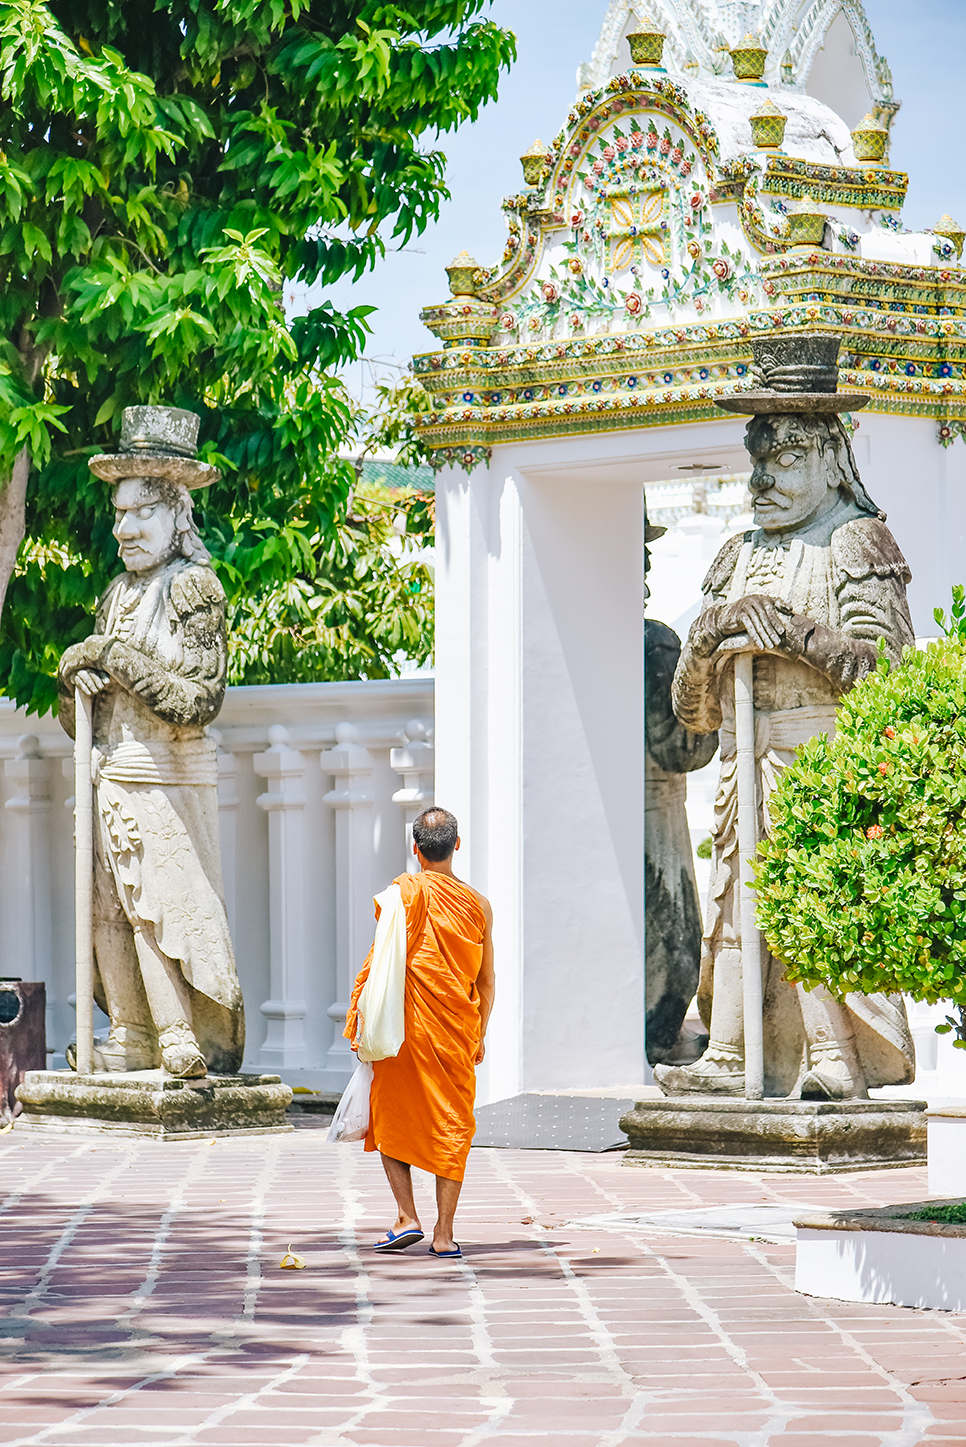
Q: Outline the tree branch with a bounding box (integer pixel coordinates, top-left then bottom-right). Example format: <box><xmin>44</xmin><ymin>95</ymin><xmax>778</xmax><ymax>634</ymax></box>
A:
<box><xmin>0</xmin><ymin>446</ymin><xmax>31</xmax><ymax>627</ymax></box>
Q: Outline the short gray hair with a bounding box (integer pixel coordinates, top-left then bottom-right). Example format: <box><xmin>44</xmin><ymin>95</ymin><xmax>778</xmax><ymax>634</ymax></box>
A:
<box><xmin>412</xmin><ymin>807</ymin><xmax>458</xmax><ymax>862</ymax></box>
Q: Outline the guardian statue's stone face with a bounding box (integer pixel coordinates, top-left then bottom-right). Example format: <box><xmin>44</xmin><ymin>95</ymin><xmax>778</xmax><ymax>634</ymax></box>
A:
<box><xmin>112</xmin><ymin>479</ymin><xmax>180</xmax><ymax>574</ymax></box>
<box><xmin>58</xmin><ymin>406</ymin><xmax>243</xmax><ymax>1080</ymax></box>
<box><xmin>746</xmin><ymin>416</ymin><xmax>843</xmax><ymax>534</ymax></box>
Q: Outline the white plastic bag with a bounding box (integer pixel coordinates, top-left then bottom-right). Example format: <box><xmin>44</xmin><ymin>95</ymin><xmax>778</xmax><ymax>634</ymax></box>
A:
<box><xmin>326</xmin><ymin>1060</ymin><xmax>373</xmax><ymax>1143</ymax></box>
<box><xmin>355</xmin><ymin>883</ymin><xmax>407</xmax><ymax>1063</ymax></box>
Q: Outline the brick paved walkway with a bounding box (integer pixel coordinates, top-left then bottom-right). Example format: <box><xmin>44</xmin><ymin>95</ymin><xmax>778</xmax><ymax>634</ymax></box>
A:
<box><xmin>1</xmin><ymin>1128</ymin><xmax>964</xmax><ymax>1446</ymax></box>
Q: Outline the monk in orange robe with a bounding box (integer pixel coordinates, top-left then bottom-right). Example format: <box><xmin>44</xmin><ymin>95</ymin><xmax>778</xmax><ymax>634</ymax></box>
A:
<box><xmin>344</xmin><ymin>807</ymin><xmax>495</xmax><ymax>1259</ymax></box>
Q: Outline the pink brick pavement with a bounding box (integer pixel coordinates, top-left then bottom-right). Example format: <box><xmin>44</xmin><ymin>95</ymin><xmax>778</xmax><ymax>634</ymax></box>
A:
<box><xmin>0</xmin><ymin>1126</ymin><xmax>963</xmax><ymax>1446</ymax></box>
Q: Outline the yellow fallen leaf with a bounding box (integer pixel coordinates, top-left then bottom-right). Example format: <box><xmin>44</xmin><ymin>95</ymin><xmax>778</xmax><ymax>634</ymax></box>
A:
<box><xmin>592</xmin><ymin>1247</ymin><xmax>600</xmax><ymax>1253</ymax></box>
<box><xmin>279</xmin><ymin>1245</ymin><xmax>305</xmax><ymax>1270</ymax></box>
<box><xmin>0</xmin><ymin>1121</ymin><xmax>14</xmax><ymax>1135</ymax></box>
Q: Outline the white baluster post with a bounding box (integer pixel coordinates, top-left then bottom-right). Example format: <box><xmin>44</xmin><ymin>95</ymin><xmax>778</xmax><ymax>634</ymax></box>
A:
<box><xmin>253</xmin><ymin>725</ymin><xmax>308</xmax><ymax>1070</ymax></box>
<box><xmin>322</xmin><ymin>722</ymin><xmax>374</xmax><ymax>1073</ymax></box>
<box><xmin>390</xmin><ymin>719</ymin><xmax>435</xmax><ymax>872</ymax></box>
<box><xmin>211</xmin><ymin>729</ymin><xmax>240</xmax><ymax>940</ymax></box>
<box><xmin>3</xmin><ymin>735</ymin><xmax>51</xmax><ymax>982</ymax></box>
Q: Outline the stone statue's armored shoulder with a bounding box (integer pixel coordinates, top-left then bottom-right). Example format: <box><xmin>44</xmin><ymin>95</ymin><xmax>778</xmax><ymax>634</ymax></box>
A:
<box><xmin>645</xmin><ymin>617</ymin><xmax>682</xmax><ymax>658</ymax></box>
<box><xmin>831</xmin><ymin>517</ymin><xmax>912</xmax><ymax>585</ymax></box>
<box><xmin>169</xmin><ymin>562</ymin><xmax>226</xmax><ymax>617</ymax></box>
<box><xmin>95</xmin><ymin>572</ymin><xmax>125</xmax><ymax>629</ymax></box>
<box><xmin>646</xmin><ymin>618</ymin><xmax>681</xmax><ymax>698</ymax></box>
<box><xmin>700</xmin><ymin>531</ymin><xmax>748</xmax><ymax>598</ymax></box>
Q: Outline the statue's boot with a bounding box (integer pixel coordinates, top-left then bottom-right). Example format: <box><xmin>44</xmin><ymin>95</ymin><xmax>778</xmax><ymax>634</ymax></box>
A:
<box><xmin>799</xmin><ymin>1043</ymin><xmax>868</xmax><ymax>1100</ymax></box>
<box><xmin>797</xmin><ymin>986</ymin><xmax>868</xmax><ymax>1100</ymax></box>
<box><xmin>94</xmin><ymin>1023</ymin><xmax>157</xmax><ymax>1072</ymax></box>
<box><xmin>654</xmin><ymin>1045</ymin><xmax>746</xmax><ymax>1096</ymax></box>
<box><xmin>158</xmin><ymin>1022</ymin><xmax>207</xmax><ymax>1079</ymax></box>
<box><xmin>66</xmin><ymin>1028</ymin><xmax>154</xmax><ymax>1072</ymax></box>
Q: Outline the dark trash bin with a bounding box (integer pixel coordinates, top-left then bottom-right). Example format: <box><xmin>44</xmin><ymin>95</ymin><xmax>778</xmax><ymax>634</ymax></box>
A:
<box><xmin>0</xmin><ymin>980</ymin><xmax>46</xmax><ymax>1121</ymax></box>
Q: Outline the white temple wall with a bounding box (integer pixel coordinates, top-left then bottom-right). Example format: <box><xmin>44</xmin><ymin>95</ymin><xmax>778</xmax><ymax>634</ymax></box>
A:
<box><xmin>435</xmin><ymin>420</ymin><xmax>758</xmax><ymax>1103</ymax></box>
<box><xmin>0</xmin><ymin>679</ymin><xmax>433</xmax><ymax>1092</ymax></box>
<box><xmin>852</xmin><ymin>416</ymin><xmax>966</xmax><ymax>637</ymax></box>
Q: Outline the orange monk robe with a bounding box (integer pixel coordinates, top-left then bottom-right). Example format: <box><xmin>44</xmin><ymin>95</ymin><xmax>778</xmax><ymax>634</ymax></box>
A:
<box><xmin>344</xmin><ymin>871</ymin><xmax>486</xmax><ymax>1182</ymax></box>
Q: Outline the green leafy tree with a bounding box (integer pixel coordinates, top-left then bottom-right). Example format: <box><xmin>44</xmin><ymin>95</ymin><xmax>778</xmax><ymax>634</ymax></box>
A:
<box><xmin>229</xmin><ymin>469</ymin><xmax>434</xmax><ymax>684</ymax></box>
<box><xmin>755</xmin><ymin>594</ymin><xmax>966</xmax><ymax>1044</ymax></box>
<box><xmin>0</xmin><ymin>0</ymin><xmax>514</xmax><ymax>713</ymax></box>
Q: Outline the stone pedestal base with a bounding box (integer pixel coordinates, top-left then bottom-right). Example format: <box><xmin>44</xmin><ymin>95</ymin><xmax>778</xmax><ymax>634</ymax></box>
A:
<box><xmin>14</xmin><ymin>1069</ymin><xmax>293</xmax><ymax>1140</ymax></box>
<box><xmin>619</xmin><ymin>1097</ymin><xmax>927</xmax><ymax>1173</ymax></box>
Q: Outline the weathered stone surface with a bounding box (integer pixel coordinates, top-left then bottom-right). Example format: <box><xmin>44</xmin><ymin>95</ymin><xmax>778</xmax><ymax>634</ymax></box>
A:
<box><xmin>619</xmin><ymin>1097</ymin><xmax>927</xmax><ymax>1173</ymax></box>
<box><xmin>14</xmin><ymin>1068</ymin><xmax>293</xmax><ymax>1139</ymax></box>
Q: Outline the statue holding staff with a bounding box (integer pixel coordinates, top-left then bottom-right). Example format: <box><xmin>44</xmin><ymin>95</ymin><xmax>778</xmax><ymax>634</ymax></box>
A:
<box><xmin>655</xmin><ymin>335</ymin><xmax>916</xmax><ymax>1100</ymax></box>
<box><xmin>58</xmin><ymin>406</ymin><xmax>244</xmax><ymax>1079</ymax></box>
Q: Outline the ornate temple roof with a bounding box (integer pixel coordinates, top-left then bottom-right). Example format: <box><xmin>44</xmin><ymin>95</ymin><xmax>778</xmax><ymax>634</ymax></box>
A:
<box><xmin>411</xmin><ymin>2</ymin><xmax>966</xmax><ymax>471</ymax></box>
<box><xmin>580</xmin><ymin>0</ymin><xmax>896</xmax><ymax>128</ymax></box>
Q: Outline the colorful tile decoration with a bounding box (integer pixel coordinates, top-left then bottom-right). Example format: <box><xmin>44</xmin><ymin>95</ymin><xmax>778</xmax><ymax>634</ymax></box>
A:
<box><xmin>413</xmin><ymin>72</ymin><xmax>966</xmax><ymax>471</ymax></box>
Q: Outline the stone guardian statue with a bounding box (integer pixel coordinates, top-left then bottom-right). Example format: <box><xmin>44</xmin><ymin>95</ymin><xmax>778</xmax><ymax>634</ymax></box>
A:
<box><xmin>655</xmin><ymin>335</ymin><xmax>916</xmax><ymax>1101</ymax></box>
<box><xmin>644</xmin><ymin>510</ymin><xmax>719</xmax><ymax>1062</ymax></box>
<box><xmin>58</xmin><ymin>406</ymin><xmax>244</xmax><ymax>1079</ymax></box>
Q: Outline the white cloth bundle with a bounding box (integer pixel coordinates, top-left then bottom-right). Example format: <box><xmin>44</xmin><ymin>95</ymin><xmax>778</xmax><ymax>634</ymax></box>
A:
<box><xmin>354</xmin><ymin>883</ymin><xmax>407</xmax><ymax>1063</ymax></box>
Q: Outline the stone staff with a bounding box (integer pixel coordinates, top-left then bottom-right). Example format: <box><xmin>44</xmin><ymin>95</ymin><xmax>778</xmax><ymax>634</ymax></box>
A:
<box><xmin>73</xmin><ymin>684</ymin><xmax>95</xmax><ymax>1075</ymax></box>
<box><xmin>733</xmin><ymin>649</ymin><xmax>764</xmax><ymax>1099</ymax></box>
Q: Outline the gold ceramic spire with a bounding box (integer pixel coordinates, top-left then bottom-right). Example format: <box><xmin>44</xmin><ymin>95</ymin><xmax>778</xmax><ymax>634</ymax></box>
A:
<box><xmin>729</xmin><ymin>32</ymin><xmax>768</xmax><ymax>82</ymax></box>
<box><xmin>520</xmin><ymin>140</ymin><xmax>551</xmax><ymax>187</ymax></box>
<box><xmin>628</xmin><ymin>11</ymin><xmax>667</xmax><ymax>67</ymax></box>
<box><xmin>933</xmin><ymin>216</ymin><xmax>966</xmax><ymax>260</ymax></box>
<box><xmin>749</xmin><ymin>97</ymin><xmax>788</xmax><ymax>150</ymax></box>
<box><xmin>851</xmin><ymin>113</ymin><xmax>889</xmax><ymax>163</ymax></box>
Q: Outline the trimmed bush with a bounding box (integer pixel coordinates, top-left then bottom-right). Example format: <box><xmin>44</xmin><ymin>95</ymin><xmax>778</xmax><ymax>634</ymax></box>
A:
<box><xmin>755</xmin><ymin>597</ymin><xmax>966</xmax><ymax>1044</ymax></box>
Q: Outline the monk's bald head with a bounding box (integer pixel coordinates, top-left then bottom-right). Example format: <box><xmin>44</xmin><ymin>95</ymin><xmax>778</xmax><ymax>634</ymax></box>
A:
<box><xmin>413</xmin><ymin>808</ymin><xmax>458</xmax><ymax>862</ymax></box>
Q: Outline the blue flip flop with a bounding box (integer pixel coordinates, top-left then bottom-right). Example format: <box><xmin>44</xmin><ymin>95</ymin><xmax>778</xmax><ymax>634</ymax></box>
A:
<box><xmin>429</xmin><ymin>1243</ymin><xmax>462</xmax><ymax>1259</ymax></box>
<box><xmin>373</xmin><ymin>1227</ymin><xmax>424</xmax><ymax>1252</ymax></box>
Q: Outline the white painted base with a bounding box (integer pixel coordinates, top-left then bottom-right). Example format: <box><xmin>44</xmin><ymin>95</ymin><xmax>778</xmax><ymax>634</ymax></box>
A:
<box><xmin>243</xmin><ymin>1064</ymin><xmax>353</xmax><ymax>1093</ymax></box>
<box><xmin>796</xmin><ymin>1227</ymin><xmax>966</xmax><ymax>1310</ymax></box>
<box><xmin>928</xmin><ymin>1111</ymin><xmax>966</xmax><ymax>1196</ymax></box>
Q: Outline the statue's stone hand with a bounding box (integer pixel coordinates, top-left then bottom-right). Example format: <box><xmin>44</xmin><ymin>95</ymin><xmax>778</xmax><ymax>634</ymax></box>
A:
<box><xmin>779</xmin><ymin>610</ymin><xmax>817</xmax><ymax>658</ymax></box>
<box><xmin>692</xmin><ymin>595</ymin><xmax>790</xmax><ymax>658</ymax></box>
<box><xmin>73</xmin><ymin>669</ymin><xmax>110</xmax><ymax>697</ymax></box>
<box><xmin>58</xmin><ymin>635</ymin><xmax>112</xmax><ymax>688</ymax></box>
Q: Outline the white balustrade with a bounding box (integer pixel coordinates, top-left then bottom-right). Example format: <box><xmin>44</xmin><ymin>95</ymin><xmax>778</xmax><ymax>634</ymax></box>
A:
<box><xmin>321</xmin><ymin>723</ymin><xmax>375</xmax><ymax>1073</ymax></box>
<box><xmin>390</xmin><ymin>720</ymin><xmax>435</xmax><ymax>872</ymax></box>
<box><xmin>211</xmin><ymin>729</ymin><xmax>240</xmax><ymax>939</ymax></box>
<box><xmin>253</xmin><ymin>726</ymin><xmax>309</xmax><ymax>1071</ymax></box>
<box><xmin>0</xmin><ymin>678</ymin><xmax>432</xmax><ymax>1090</ymax></box>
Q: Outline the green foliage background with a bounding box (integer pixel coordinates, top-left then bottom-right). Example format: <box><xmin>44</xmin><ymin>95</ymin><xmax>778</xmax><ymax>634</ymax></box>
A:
<box><xmin>755</xmin><ymin>597</ymin><xmax>966</xmax><ymax>1025</ymax></box>
<box><xmin>229</xmin><ymin>470</ymin><xmax>435</xmax><ymax>684</ymax></box>
<box><xmin>0</xmin><ymin>0</ymin><xmax>514</xmax><ymax>712</ymax></box>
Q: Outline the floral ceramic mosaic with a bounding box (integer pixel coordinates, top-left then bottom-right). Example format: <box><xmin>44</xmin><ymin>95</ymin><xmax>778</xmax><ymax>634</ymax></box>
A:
<box><xmin>413</xmin><ymin>67</ymin><xmax>966</xmax><ymax>469</ymax></box>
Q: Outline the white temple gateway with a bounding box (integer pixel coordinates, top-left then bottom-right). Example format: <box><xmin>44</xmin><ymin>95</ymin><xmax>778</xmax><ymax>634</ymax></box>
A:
<box><xmin>2</xmin><ymin>1</ymin><xmax>965</xmax><ymax>1122</ymax></box>
<box><xmin>413</xmin><ymin>0</ymin><xmax>966</xmax><ymax>1106</ymax></box>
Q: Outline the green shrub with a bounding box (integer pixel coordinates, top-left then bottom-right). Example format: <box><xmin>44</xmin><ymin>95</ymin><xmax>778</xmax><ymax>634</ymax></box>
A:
<box><xmin>905</xmin><ymin>1202</ymin><xmax>966</xmax><ymax>1225</ymax></box>
<box><xmin>754</xmin><ymin>598</ymin><xmax>966</xmax><ymax>1045</ymax></box>
<box><xmin>696</xmin><ymin>835</ymin><xmax>713</xmax><ymax>860</ymax></box>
